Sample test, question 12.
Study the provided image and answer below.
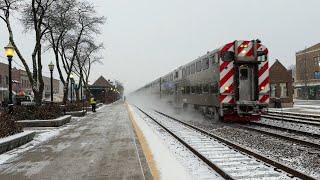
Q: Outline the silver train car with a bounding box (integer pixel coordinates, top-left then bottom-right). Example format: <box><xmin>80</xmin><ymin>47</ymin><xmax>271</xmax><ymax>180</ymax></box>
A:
<box><xmin>133</xmin><ymin>40</ymin><xmax>270</xmax><ymax>122</ymax></box>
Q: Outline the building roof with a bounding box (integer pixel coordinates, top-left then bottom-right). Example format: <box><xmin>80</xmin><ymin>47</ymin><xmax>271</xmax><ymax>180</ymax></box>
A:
<box><xmin>296</xmin><ymin>42</ymin><xmax>320</xmax><ymax>55</ymax></box>
<box><xmin>92</xmin><ymin>76</ymin><xmax>112</xmax><ymax>87</ymax></box>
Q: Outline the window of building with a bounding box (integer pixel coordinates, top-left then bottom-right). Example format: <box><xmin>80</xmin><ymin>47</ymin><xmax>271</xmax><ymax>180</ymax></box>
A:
<box><xmin>280</xmin><ymin>83</ymin><xmax>287</xmax><ymax>97</ymax></box>
<box><xmin>202</xmin><ymin>58</ymin><xmax>209</xmax><ymax>70</ymax></box>
<box><xmin>0</xmin><ymin>75</ymin><xmax>2</xmax><ymax>85</ymax></box>
<box><xmin>5</xmin><ymin>76</ymin><xmax>8</xmax><ymax>85</ymax></box>
<box><xmin>315</xmin><ymin>71</ymin><xmax>320</xmax><ymax>79</ymax></box>
<box><xmin>190</xmin><ymin>64</ymin><xmax>195</xmax><ymax>74</ymax></box>
<box><xmin>270</xmin><ymin>84</ymin><xmax>276</xmax><ymax>97</ymax></box>
<box><xmin>196</xmin><ymin>61</ymin><xmax>202</xmax><ymax>72</ymax></box>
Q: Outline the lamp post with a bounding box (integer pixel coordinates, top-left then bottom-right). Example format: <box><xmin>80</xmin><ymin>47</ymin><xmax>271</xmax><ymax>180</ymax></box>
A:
<box><xmin>48</xmin><ymin>61</ymin><xmax>54</xmax><ymax>103</ymax></box>
<box><xmin>81</xmin><ymin>81</ymin><xmax>84</xmax><ymax>112</ymax></box>
<box><xmin>4</xmin><ymin>42</ymin><xmax>15</xmax><ymax>105</ymax></box>
<box><xmin>70</xmin><ymin>73</ymin><xmax>74</xmax><ymax>103</ymax></box>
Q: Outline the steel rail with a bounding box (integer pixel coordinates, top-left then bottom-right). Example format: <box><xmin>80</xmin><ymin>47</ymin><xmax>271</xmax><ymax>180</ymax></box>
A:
<box><xmin>135</xmin><ymin>106</ymin><xmax>234</xmax><ymax>180</ymax></box>
<box><xmin>250</xmin><ymin>121</ymin><xmax>320</xmax><ymax>139</ymax></box>
<box><xmin>263</xmin><ymin>114</ymin><xmax>320</xmax><ymax>126</ymax></box>
<box><xmin>154</xmin><ymin>110</ymin><xmax>316</xmax><ymax>180</ymax></box>
<box><xmin>240</xmin><ymin>125</ymin><xmax>320</xmax><ymax>149</ymax></box>
<box><xmin>267</xmin><ymin>111</ymin><xmax>320</xmax><ymax>122</ymax></box>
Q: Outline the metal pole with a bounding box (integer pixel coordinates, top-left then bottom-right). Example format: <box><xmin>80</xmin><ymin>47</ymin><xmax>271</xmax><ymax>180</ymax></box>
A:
<box><xmin>8</xmin><ymin>57</ymin><xmax>12</xmax><ymax>105</ymax></box>
<box><xmin>81</xmin><ymin>81</ymin><xmax>84</xmax><ymax>112</ymax></box>
<box><xmin>50</xmin><ymin>70</ymin><xmax>53</xmax><ymax>103</ymax></box>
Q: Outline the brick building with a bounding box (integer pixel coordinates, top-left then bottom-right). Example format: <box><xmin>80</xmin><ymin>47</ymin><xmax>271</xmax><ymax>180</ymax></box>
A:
<box><xmin>295</xmin><ymin>43</ymin><xmax>320</xmax><ymax>99</ymax></box>
<box><xmin>269</xmin><ymin>60</ymin><xmax>294</xmax><ymax>107</ymax></box>
<box><xmin>0</xmin><ymin>62</ymin><xmax>60</xmax><ymax>103</ymax></box>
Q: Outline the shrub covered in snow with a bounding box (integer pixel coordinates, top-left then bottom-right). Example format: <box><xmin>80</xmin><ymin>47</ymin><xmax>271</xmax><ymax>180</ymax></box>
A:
<box><xmin>0</xmin><ymin>113</ymin><xmax>22</xmax><ymax>138</ymax></box>
<box><xmin>9</xmin><ymin>104</ymin><xmax>63</xmax><ymax>120</ymax></box>
<box><xmin>61</xmin><ymin>102</ymin><xmax>89</xmax><ymax>112</ymax></box>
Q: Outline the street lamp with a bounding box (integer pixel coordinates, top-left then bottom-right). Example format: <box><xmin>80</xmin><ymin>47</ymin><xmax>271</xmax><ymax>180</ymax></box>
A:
<box><xmin>48</xmin><ymin>61</ymin><xmax>54</xmax><ymax>103</ymax></box>
<box><xmin>70</xmin><ymin>73</ymin><xmax>74</xmax><ymax>103</ymax></box>
<box><xmin>4</xmin><ymin>41</ymin><xmax>15</xmax><ymax>105</ymax></box>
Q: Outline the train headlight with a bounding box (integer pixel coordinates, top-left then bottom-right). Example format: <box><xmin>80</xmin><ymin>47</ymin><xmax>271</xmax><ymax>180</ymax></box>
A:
<box><xmin>225</xmin><ymin>86</ymin><xmax>229</xmax><ymax>91</ymax></box>
<box><xmin>260</xmin><ymin>86</ymin><xmax>265</xmax><ymax>90</ymax></box>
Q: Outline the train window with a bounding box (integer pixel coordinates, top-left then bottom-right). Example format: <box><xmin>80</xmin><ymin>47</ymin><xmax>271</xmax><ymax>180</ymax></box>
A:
<box><xmin>196</xmin><ymin>86</ymin><xmax>202</xmax><ymax>94</ymax></box>
<box><xmin>186</xmin><ymin>86</ymin><xmax>190</xmax><ymax>94</ymax></box>
<box><xmin>191</xmin><ymin>86</ymin><xmax>196</xmax><ymax>94</ymax></box>
<box><xmin>187</xmin><ymin>66</ymin><xmax>190</xmax><ymax>75</ymax></box>
<box><xmin>181</xmin><ymin>87</ymin><xmax>185</xmax><ymax>94</ymax></box>
<box><xmin>196</xmin><ymin>61</ymin><xmax>202</xmax><ymax>72</ymax></box>
<box><xmin>202</xmin><ymin>58</ymin><xmax>209</xmax><ymax>70</ymax></box>
<box><xmin>210</xmin><ymin>83</ymin><xmax>219</xmax><ymax>94</ymax></box>
<box><xmin>203</xmin><ymin>84</ymin><xmax>209</xmax><ymax>93</ymax></box>
<box><xmin>191</xmin><ymin>64</ymin><xmax>195</xmax><ymax>74</ymax></box>
<box><xmin>240</xmin><ymin>68</ymin><xmax>248</xmax><ymax>80</ymax></box>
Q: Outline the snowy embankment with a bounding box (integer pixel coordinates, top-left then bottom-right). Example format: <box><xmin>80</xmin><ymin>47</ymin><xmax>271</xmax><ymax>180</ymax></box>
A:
<box><xmin>127</xmin><ymin>104</ymin><xmax>221</xmax><ymax>180</ymax></box>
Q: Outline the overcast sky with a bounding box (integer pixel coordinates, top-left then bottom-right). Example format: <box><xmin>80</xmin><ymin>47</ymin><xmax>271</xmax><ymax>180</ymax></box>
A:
<box><xmin>0</xmin><ymin>0</ymin><xmax>319</xmax><ymax>93</ymax></box>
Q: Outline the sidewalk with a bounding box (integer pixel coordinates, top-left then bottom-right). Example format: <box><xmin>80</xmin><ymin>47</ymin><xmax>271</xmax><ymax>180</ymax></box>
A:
<box><xmin>0</xmin><ymin>101</ymin><xmax>151</xmax><ymax>180</ymax></box>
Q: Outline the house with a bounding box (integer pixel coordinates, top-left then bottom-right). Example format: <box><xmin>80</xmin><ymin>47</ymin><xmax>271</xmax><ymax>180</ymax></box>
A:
<box><xmin>269</xmin><ymin>59</ymin><xmax>294</xmax><ymax>108</ymax></box>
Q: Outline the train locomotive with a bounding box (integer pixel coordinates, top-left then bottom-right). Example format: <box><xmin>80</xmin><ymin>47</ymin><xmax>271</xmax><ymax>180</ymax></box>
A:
<box><xmin>134</xmin><ymin>40</ymin><xmax>270</xmax><ymax>122</ymax></box>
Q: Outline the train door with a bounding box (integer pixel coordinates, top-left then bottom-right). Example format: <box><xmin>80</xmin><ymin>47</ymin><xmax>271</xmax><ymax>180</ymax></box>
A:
<box><xmin>238</xmin><ymin>65</ymin><xmax>255</xmax><ymax>101</ymax></box>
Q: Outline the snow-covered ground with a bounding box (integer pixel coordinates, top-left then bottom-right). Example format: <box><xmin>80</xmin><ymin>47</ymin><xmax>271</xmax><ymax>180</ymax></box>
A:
<box><xmin>129</xmin><ymin>105</ymin><xmax>222</xmax><ymax>180</ymax></box>
<box><xmin>0</xmin><ymin>116</ymin><xmax>87</xmax><ymax>165</ymax></box>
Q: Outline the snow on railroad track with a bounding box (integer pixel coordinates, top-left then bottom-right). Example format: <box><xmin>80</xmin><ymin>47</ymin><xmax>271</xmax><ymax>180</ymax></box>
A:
<box><xmin>136</xmin><ymin>107</ymin><xmax>314</xmax><ymax>180</ymax></box>
<box><xmin>257</xmin><ymin>118</ymin><xmax>320</xmax><ymax>137</ymax></box>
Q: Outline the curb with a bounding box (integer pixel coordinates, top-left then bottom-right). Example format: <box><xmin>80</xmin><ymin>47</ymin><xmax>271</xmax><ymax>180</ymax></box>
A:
<box><xmin>16</xmin><ymin>115</ymin><xmax>72</xmax><ymax>127</ymax></box>
<box><xmin>0</xmin><ymin>131</ymin><xmax>35</xmax><ymax>154</ymax></box>
<box><xmin>65</xmin><ymin>110</ymin><xmax>87</xmax><ymax>117</ymax></box>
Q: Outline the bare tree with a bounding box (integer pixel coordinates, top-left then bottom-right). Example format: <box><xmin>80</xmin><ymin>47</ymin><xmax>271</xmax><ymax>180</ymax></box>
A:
<box><xmin>73</xmin><ymin>39</ymin><xmax>104</xmax><ymax>100</ymax></box>
<box><xmin>0</xmin><ymin>0</ymin><xmax>55</xmax><ymax>104</ymax></box>
<box><xmin>44</xmin><ymin>0</ymin><xmax>105</xmax><ymax>103</ymax></box>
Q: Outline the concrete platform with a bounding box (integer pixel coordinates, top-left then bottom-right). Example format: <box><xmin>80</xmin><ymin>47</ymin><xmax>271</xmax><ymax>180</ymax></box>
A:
<box><xmin>0</xmin><ymin>101</ymin><xmax>151</xmax><ymax>180</ymax></box>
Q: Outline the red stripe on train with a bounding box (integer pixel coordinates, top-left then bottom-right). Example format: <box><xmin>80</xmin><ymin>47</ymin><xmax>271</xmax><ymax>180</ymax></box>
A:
<box><xmin>259</xmin><ymin>77</ymin><xmax>270</xmax><ymax>91</ymax></box>
<box><xmin>260</xmin><ymin>94</ymin><xmax>270</xmax><ymax>103</ymax></box>
<box><xmin>220</xmin><ymin>42</ymin><xmax>234</xmax><ymax>53</ymax></box>
<box><xmin>237</xmin><ymin>41</ymin><xmax>250</xmax><ymax>54</ymax></box>
<box><xmin>219</xmin><ymin>69</ymin><xmax>234</xmax><ymax>87</ymax></box>
<box><xmin>258</xmin><ymin>62</ymin><xmax>269</xmax><ymax>77</ymax></box>
<box><xmin>220</xmin><ymin>61</ymin><xmax>230</xmax><ymax>72</ymax></box>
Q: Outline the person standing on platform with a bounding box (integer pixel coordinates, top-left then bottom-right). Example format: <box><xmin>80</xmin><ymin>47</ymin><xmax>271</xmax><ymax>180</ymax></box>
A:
<box><xmin>90</xmin><ymin>97</ymin><xmax>97</xmax><ymax>112</ymax></box>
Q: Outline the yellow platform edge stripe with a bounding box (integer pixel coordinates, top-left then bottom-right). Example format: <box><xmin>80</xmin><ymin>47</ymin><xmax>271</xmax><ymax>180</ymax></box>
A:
<box><xmin>125</xmin><ymin>102</ymin><xmax>160</xmax><ymax>180</ymax></box>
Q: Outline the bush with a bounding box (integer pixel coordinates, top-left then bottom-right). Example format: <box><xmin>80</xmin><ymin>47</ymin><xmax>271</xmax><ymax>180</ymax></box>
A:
<box><xmin>0</xmin><ymin>113</ymin><xmax>22</xmax><ymax>138</ymax></box>
<box><xmin>10</xmin><ymin>104</ymin><xmax>63</xmax><ymax>120</ymax></box>
<box><xmin>62</xmin><ymin>102</ymin><xmax>89</xmax><ymax>112</ymax></box>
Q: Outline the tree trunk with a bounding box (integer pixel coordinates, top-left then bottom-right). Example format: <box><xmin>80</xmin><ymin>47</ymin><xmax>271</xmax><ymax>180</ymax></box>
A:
<box><xmin>63</xmin><ymin>82</ymin><xmax>69</xmax><ymax>104</ymax></box>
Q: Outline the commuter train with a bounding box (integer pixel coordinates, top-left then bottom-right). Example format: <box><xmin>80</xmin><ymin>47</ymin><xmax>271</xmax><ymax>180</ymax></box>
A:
<box><xmin>133</xmin><ymin>40</ymin><xmax>270</xmax><ymax>121</ymax></box>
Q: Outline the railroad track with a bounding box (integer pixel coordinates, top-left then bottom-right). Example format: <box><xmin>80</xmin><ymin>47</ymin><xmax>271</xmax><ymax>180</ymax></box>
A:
<box><xmin>249</xmin><ymin>121</ymin><xmax>320</xmax><ymax>139</ymax></box>
<box><xmin>240</xmin><ymin>125</ymin><xmax>320</xmax><ymax>149</ymax></box>
<box><xmin>135</xmin><ymin>106</ymin><xmax>315</xmax><ymax>180</ymax></box>
<box><xmin>263</xmin><ymin>112</ymin><xmax>320</xmax><ymax>127</ymax></box>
